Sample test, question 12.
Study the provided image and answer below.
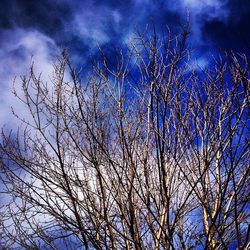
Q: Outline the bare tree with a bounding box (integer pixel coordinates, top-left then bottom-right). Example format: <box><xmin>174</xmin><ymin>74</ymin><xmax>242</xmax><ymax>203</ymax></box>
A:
<box><xmin>0</xmin><ymin>26</ymin><xmax>249</xmax><ymax>249</ymax></box>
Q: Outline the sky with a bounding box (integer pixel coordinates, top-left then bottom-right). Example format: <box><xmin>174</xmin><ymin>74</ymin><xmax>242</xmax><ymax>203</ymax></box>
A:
<box><xmin>0</xmin><ymin>0</ymin><xmax>250</xmax><ymax>128</ymax></box>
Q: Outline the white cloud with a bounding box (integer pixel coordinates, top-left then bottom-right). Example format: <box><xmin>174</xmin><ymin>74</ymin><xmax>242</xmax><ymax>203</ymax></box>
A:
<box><xmin>69</xmin><ymin>3</ymin><xmax>122</xmax><ymax>46</ymax></box>
<box><xmin>0</xmin><ymin>28</ymin><xmax>59</xmax><ymax>129</ymax></box>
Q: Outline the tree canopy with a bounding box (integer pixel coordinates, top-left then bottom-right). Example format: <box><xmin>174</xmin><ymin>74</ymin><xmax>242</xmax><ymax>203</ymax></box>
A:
<box><xmin>0</xmin><ymin>26</ymin><xmax>249</xmax><ymax>249</ymax></box>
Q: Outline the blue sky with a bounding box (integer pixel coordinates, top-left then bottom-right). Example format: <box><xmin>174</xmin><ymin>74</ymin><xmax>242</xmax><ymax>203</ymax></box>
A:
<box><xmin>0</xmin><ymin>0</ymin><xmax>249</xmax><ymax>127</ymax></box>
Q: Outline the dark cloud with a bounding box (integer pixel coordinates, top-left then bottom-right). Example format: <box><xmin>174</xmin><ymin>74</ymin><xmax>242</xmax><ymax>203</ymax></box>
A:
<box><xmin>201</xmin><ymin>0</ymin><xmax>250</xmax><ymax>52</ymax></box>
<box><xmin>0</xmin><ymin>0</ymin><xmax>73</xmax><ymax>40</ymax></box>
<box><xmin>0</xmin><ymin>0</ymin><xmax>182</xmax><ymax>43</ymax></box>
<box><xmin>0</xmin><ymin>0</ymin><xmax>249</xmax><ymax>62</ymax></box>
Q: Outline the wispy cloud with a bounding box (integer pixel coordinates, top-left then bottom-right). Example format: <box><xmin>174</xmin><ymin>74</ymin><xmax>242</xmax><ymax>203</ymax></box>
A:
<box><xmin>70</xmin><ymin>5</ymin><xmax>122</xmax><ymax>46</ymax></box>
